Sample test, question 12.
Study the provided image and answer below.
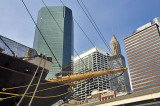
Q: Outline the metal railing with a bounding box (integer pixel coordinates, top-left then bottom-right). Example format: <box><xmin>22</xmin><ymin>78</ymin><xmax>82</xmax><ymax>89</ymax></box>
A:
<box><xmin>0</xmin><ymin>35</ymin><xmax>37</xmax><ymax>58</ymax></box>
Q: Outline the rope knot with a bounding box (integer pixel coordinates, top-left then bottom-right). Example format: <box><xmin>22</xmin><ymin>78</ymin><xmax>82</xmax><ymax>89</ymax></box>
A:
<box><xmin>2</xmin><ymin>88</ymin><xmax>6</xmax><ymax>91</ymax></box>
<box><xmin>0</xmin><ymin>98</ymin><xmax>3</xmax><ymax>101</ymax></box>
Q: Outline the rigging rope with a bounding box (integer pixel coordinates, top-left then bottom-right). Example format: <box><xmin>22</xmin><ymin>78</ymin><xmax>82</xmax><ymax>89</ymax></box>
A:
<box><xmin>28</xmin><ymin>60</ymin><xmax>46</xmax><ymax>106</ymax></box>
<box><xmin>0</xmin><ymin>78</ymin><xmax>90</xmax><ymax>101</ymax></box>
<box><xmin>0</xmin><ymin>90</ymin><xmax>71</xmax><ymax>99</ymax></box>
<box><xmin>16</xmin><ymin>58</ymin><xmax>42</xmax><ymax>106</ymax></box>
<box><xmin>0</xmin><ymin>79</ymin><xmax>90</xmax><ymax>101</ymax></box>
<box><xmin>2</xmin><ymin>81</ymin><xmax>54</xmax><ymax>91</ymax></box>
<box><xmin>0</xmin><ymin>84</ymin><xmax>67</xmax><ymax>101</ymax></box>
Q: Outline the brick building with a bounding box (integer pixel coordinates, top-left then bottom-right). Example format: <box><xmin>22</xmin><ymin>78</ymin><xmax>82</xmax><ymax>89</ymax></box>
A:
<box><xmin>86</xmin><ymin>89</ymin><xmax>116</xmax><ymax>103</ymax></box>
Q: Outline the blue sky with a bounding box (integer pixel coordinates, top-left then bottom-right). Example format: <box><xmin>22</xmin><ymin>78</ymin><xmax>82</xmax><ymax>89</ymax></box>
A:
<box><xmin>0</xmin><ymin>0</ymin><xmax>160</xmax><ymax>69</ymax></box>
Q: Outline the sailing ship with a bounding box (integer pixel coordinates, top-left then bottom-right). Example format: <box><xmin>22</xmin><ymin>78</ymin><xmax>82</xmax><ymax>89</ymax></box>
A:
<box><xmin>0</xmin><ymin>35</ymin><xmax>127</xmax><ymax>106</ymax></box>
<box><xmin>0</xmin><ymin>35</ymin><xmax>69</xmax><ymax>106</ymax></box>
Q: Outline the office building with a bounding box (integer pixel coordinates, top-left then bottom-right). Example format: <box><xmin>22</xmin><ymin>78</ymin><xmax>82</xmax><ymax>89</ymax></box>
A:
<box><xmin>123</xmin><ymin>17</ymin><xmax>160</xmax><ymax>92</ymax></box>
<box><xmin>33</xmin><ymin>6</ymin><xmax>73</xmax><ymax>79</ymax></box>
<box><xmin>73</xmin><ymin>47</ymin><xmax>110</xmax><ymax>101</ymax></box>
<box><xmin>108</xmin><ymin>35</ymin><xmax>131</xmax><ymax>94</ymax></box>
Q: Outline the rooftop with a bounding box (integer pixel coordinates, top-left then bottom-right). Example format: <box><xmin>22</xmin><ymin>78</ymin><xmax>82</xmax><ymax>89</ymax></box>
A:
<box><xmin>74</xmin><ymin>47</ymin><xmax>109</xmax><ymax>61</ymax></box>
<box><xmin>82</xmin><ymin>87</ymin><xmax>160</xmax><ymax>106</ymax></box>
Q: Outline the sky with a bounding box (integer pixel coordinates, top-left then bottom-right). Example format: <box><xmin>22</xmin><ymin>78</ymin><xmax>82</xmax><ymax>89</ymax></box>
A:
<box><xmin>0</xmin><ymin>0</ymin><xmax>160</xmax><ymax>70</ymax></box>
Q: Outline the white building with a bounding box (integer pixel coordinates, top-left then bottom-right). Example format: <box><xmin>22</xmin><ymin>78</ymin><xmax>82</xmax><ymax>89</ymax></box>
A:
<box><xmin>73</xmin><ymin>47</ymin><xmax>110</xmax><ymax>101</ymax></box>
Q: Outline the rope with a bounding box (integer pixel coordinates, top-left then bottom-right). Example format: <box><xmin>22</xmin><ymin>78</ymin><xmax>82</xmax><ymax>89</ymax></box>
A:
<box><xmin>28</xmin><ymin>60</ymin><xmax>46</xmax><ymax>106</ymax></box>
<box><xmin>2</xmin><ymin>81</ymin><xmax>54</xmax><ymax>91</ymax></box>
<box><xmin>16</xmin><ymin>58</ymin><xmax>43</xmax><ymax>106</ymax></box>
<box><xmin>0</xmin><ymin>90</ymin><xmax>71</xmax><ymax>99</ymax></box>
<box><xmin>0</xmin><ymin>79</ymin><xmax>89</xmax><ymax>101</ymax></box>
<box><xmin>0</xmin><ymin>84</ymin><xmax>70</xmax><ymax>101</ymax></box>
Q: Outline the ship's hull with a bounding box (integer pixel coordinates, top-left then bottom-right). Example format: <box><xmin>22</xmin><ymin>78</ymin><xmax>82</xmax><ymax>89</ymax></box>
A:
<box><xmin>0</xmin><ymin>52</ymin><xmax>69</xmax><ymax>106</ymax></box>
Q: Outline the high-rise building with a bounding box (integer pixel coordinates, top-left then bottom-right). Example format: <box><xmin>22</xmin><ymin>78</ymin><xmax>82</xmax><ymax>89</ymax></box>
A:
<box><xmin>33</xmin><ymin>6</ymin><xmax>73</xmax><ymax>79</ymax></box>
<box><xmin>108</xmin><ymin>35</ymin><xmax>131</xmax><ymax>95</ymax></box>
<box><xmin>123</xmin><ymin>17</ymin><xmax>160</xmax><ymax>92</ymax></box>
<box><xmin>73</xmin><ymin>47</ymin><xmax>110</xmax><ymax>101</ymax></box>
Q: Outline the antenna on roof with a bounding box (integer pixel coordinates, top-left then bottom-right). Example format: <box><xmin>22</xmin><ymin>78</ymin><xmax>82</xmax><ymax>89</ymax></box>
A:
<box><xmin>112</xmin><ymin>25</ymin><xmax>115</xmax><ymax>35</ymax></box>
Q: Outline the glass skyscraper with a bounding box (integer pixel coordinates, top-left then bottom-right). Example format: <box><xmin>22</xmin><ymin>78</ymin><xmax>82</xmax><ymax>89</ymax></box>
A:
<box><xmin>33</xmin><ymin>6</ymin><xmax>73</xmax><ymax>79</ymax></box>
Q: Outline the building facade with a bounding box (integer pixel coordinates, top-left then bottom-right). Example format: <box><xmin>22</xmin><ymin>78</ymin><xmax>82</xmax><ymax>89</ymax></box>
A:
<box><xmin>108</xmin><ymin>55</ymin><xmax>131</xmax><ymax>94</ymax></box>
<box><xmin>33</xmin><ymin>6</ymin><xmax>74</xmax><ymax>79</ymax></box>
<box><xmin>86</xmin><ymin>89</ymin><xmax>116</xmax><ymax>103</ymax></box>
<box><xmin>123</xmin><ymin>17</ymin><xmax>160</xmax><ymax>92</ymax></box>
<box><xmin>63</xmin><ymin>100</ymin><xmax>84</xmax><ymax>106</ymax></box>
<box><xmin>73</xmin><ymin>47</ymin><xmax>110</xmax><ymax>101</ymax></box>
<box><xmin>108</xmin><ymin>35</ymin><xmax>131</xmax><ymax>95</ymax></box>
<box><xmin>82</xmin><ymin>88</ymin><xmax>160</xmax><ymax>106</ymax></box>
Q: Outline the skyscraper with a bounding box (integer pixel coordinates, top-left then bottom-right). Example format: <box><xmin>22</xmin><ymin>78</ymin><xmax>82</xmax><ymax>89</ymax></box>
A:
<box><xmin>108</xmin><ymin>35</ymin><xmax>131</xmax><ymax>95</ymax></box>
<box><xmin>123</xmin><ymin>17</ymin><xmax>160</xmax><ymax>92</ymax></box>
<box><xmin>73</xmin><ymin>47</ymin><xmax>110</xmax><ymax>101</ymax></box>
<box><xmin>33</xmin><ymin>6</ymin><xmax>73</xmax><ymax>79</ymax></box>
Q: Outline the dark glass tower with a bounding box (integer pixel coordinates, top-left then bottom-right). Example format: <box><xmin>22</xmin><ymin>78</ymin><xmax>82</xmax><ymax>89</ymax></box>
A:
<box><xmin>33</xmin><ymin>6</ymin><xmax>73</xmax><ymax>79</ymax></box>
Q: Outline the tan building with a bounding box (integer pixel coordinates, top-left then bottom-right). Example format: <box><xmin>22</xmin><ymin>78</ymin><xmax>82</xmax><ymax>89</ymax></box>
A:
<box><xmin>63</xmin><ymin>99</ymin><xmax>84</xmax><ymax>106</ymax></box>
<box><xmin>82</xmin><ymin>88</ymin><xmax>160</xmax><ymax>106</ymax></box>
<box><xmin>86</xmin><ymin>89</ymin><xmax>116</xmax><ymax>103</ymax></box>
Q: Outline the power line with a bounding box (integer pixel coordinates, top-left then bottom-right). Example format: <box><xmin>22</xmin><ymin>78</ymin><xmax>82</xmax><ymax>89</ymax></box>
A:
<box><xmin>76</xmin><ymin>0</ymin><xmax>110</xmax><ymax>51</ymax></box>
<box><xmin>77</xmin><ymin>0</ymin><xmax>123</xmax><ymax>67</ymax></box>
<box><xmin>59</xmin><ymin>0</ymin><xmax>96</xmax><ymax>49</ymax></box>
<box><xmin>73</xmin><ymin>19</ymin><xmax>96</xmax><ymax>48</ymax></box>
